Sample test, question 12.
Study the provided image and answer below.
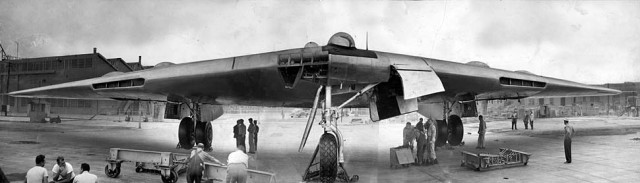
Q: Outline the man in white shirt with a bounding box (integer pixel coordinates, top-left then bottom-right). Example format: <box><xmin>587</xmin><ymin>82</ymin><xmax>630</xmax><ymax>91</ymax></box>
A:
<box><xmin>226</xmin><ymin>145</ymin><xmax>249</xmax><ymax>183</ymax></box>
<box><xmin>25</xmin><ymin>154</ymin><xmax>48</xmax><ymax>183</ymax></box>
<box><xmin>73</xmin><ymin>163</ymin><xmax>97</xmax><ymax>183</ymax></box>
<box><xmin>51</xmin><ymin>156</ymin><xmax>75</xmax><ymax>183</ymax></box>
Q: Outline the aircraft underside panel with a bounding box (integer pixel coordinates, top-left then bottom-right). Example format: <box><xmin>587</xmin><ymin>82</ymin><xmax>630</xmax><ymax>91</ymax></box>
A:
<box><xmin>393</xmin><ymin>65</ymin><xmax>445</xmax><ymax>100</ymax></box>
<box><xmin>368</xmin><ymin>81</ymin><xmax>419</xmax><ymax>122</ymax></box>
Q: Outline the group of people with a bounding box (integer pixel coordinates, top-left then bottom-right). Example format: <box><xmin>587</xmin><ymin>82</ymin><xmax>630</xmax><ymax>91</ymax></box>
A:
<box><xmin>233</xmin><ymin>118</ymin><xmax>260</xmax><ymax>154</ymax></box>
<box><xmin>186</xmin><ymin>143</ymin><xmax>249</xmax><ymax>183</ymax></box>
<box><xmin>402</xmin><ymin>118</ymin><xmax>438</xmax><ymax>166</ymax></box>
<box><xmin>510</xmin><ymin>110</ymin><xmax>536</xmax><ymax>130</ymax></box>
<box><xmin>24</xmin><ymin>155</ymin><xmax>97</xmax><ymax>183</ymax></box>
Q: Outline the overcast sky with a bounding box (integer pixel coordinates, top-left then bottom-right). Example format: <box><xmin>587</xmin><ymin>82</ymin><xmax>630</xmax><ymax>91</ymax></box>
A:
<box><xmin>0</xmin><ymin>0</ymin><xmax>638</xmax><ymax>84</ymax></box>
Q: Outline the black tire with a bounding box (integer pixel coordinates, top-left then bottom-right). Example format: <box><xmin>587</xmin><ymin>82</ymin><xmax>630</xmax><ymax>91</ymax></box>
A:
<box><xmin>435</xmin><ymin>120</ymin><xmax>448</xmax><ymax>147</ymax></box>
<box><xmin>319</xmin><ymin>133</ymin><xmax>338</xmax><ymax>183</ymax></box>
<box><xmin>195</xmin><ymin>121</ymin><xmax>204</xmax><ymax>144</ymax></box>
<box><xmin>178</xmin><ymin>117</ymin><xmax>195</xmax><ymax>149</ymax></box>
<box><xmin>104</xmin><ymin>164</ymin><xmax>121</xmax><ymax>178</ymax></box>
<box><xmin>195</xmin><ymin>121</ymin><xmax>213</xmax><ymax>150</ymax></box>
<box><xmin>447</xmin><ymin>115</ymin><xmax>464</xmax><ymax>146</ymax></box>
<box><xmin>160</xmin><ymin>170</ymin><xmax>178</xmax><ymax>183</ymax></box>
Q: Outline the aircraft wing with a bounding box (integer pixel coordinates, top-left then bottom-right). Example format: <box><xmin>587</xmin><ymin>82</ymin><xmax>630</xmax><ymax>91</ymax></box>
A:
<box><xmin>9</xmin><ymin>33</ymin><xmax>621</xmax><ymax>112</ymax></box>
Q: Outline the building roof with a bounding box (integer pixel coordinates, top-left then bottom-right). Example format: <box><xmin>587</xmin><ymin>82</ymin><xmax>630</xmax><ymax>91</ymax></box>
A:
<box><xmin>6</xmin><ymin>52</ymin><xmax>120</xmax><ymax>71</ymax></box>
<box><xmin>126</xmin><ymin>62</ymin><xmax>144</xmax><ymax>71</ymax></box>
<box><xmin>106</xmin><ymin>58</ymin><xmax>134</xmax><ymax>72</ymax></box>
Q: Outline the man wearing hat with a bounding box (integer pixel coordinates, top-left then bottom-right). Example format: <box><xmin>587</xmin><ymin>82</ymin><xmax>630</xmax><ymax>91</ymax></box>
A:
<box><xmin>233</xmin><ymin>119</ymin><xmax>247</xmax><ymax>149</ymax></box>
<box><xmin>563</xmin><ymin>119</ymin><xmax>575</xmax><ymax>163</ymax></box>
<box><xmin>187</xmin><ymin>143</ymin><xmax>223</xmax><ymax>183</ymax></box>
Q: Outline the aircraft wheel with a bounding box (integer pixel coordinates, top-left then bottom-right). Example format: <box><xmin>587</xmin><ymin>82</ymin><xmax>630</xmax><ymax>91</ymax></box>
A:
<box><xmin>160</xmin><ymin>170</ymin><xmax>178</xmax><ymax>183</ymax></box>
<box><xmin>447</xmin><ymin>115</ymin><xmax>464</xmax><ymax>146</ymax></box>
<box><xmin>319</xmin><ymin>133</ymin><xmax>338</xmax><ymax>183</ymax></box>
<box><xmin>435</xmin><ymin>120</ymin><xmax>448</xmax><ymax>147</ymax></box>
<box><xmin>195</xmin><ymin>121</ymin><xmax>213</xmax><ymax>150</ymax></box>
<box><xmin>178</xmin><ymin>117</ymin><xmax>195</xmax><ymax>149</ymax></box>
<box><xmin>105</xmin><ymin>164</ymin><xmax>121</xmax><ymax>178</ymax></box>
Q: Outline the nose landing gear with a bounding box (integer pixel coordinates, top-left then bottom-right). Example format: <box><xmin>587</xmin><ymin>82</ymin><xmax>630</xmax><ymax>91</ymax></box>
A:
<box><xmin>301</xmin><ymin>85</ymin><xmax>374</xmax><ymax>182</ymax></box>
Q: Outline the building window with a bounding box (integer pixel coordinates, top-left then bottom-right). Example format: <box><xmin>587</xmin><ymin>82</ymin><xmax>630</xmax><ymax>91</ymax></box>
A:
<box><xmin>561</xmin><ymin>98</ymin><xmax>566</xmax><ymax>106</ymax></box>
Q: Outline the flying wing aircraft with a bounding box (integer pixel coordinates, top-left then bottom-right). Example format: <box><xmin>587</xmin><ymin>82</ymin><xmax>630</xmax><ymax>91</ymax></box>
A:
<box><xmin>9</xmin><ymin>32</ymin><xmax>621</xmax><ymax>182</ymax></box>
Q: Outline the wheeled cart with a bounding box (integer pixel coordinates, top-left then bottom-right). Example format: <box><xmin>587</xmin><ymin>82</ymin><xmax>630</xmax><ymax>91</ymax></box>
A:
<box><xmin>104</xmin><ymin>148</ymin><xmax>188</xmax><ymax>183</ymax></box>
<box><xmin>461</xmin><ymin>148</ymin><xmax>531</xmax><ymax>171</ymax></box>
<box><xmin>104</xmin><ymin>148</ymin><xmax>276</xmax><ymax>183</ymax></box>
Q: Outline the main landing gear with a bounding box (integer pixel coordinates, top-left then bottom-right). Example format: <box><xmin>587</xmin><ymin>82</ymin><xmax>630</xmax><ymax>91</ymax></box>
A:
<box><xmin>176</xmin><ymin>103</ymin><xmax>213</xmax><ymax>151</ymax></box>
<box><xmin>301</xmin><ymin>84</ymin><xmax>375</xmax><ymax>182</ymax></box>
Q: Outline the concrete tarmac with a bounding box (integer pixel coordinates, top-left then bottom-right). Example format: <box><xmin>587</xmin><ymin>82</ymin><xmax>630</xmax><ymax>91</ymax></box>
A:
<box><xmin>1</xmin><ymin>115</ymin><xmax>639</xmax><ymax>182</ymax></box>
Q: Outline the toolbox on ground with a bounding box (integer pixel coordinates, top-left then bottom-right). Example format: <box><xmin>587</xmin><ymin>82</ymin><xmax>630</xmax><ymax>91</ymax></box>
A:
<box><xmin>390</xmin><ymin>146</ymin><xmax>414</xmax><ymax>168</ymax></box>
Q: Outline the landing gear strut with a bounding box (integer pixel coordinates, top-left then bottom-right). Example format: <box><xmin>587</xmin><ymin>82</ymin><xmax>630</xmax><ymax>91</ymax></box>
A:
<box><xmin>301</xmin><ymin>84</ymin><xmax>374</xmax><ymax>182</ymax></box>
<box><xmin>176</xmin><ymin>103</ymin><xmax>214</xmax><ymax>151</ymax></box>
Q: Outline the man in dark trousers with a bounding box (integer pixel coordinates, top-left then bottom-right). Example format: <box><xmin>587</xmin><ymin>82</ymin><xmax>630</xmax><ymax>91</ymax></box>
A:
<box><xmin>254</xmin><ymin>120</ymin><xmax>259</xmax><ymax>152</ymax></box>
<box><xmin>247</xmin><ymin>118</ymin><xmax>256</xmax><ymax>153</ymax></box>
<box><xmin>476</xmin><ymin>115</ymin><xmax>486</xmax><ymax>149</ymax></box>
<box><xmin>238</xmin><ymin>119</ymin><xmax>247</xmax><ymax>150</ymax></box>
<box><xmin>415</xmin><ymin>122</ymin><xmax>426</xmax><ymax>165</ymax></box>
<box><xmin>564</xmin><ymin>119</ymin><xmax>575</xmax><ymax>163</ymax></box>
<box><xmin>187</xmin><ymin>143</ymin><xmax>222</xmax><ymax>183</ymax></box>
<box><xmin>233</xmin><ymin>119</ymin><xmax>247</xmax><ymax>149</ymax></box>
<box><xmin>511</xmin><ymin>111</ymin><xmax>518</xmax><ymax>130</ymax></box>
<box><xmin>233</xmin><ymin>120</ymin><xmax>240</xmax><ymax>147</ymax></box>
<box><xmin>523</xmin><ymin>112</ymin><xmax>530</xmax><ymax>129</ymax></box>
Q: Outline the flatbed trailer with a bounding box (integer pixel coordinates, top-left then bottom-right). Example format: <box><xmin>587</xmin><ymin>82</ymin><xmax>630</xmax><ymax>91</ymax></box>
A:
<box><xmin>103</xmin><ymin>148</ymin><xmax>276</xmax><ymax>183</ymax></box>
<box><xmin>460</xmin><ymin>148</ymin><xmax>531</xmax><ymax>171</ymax></box>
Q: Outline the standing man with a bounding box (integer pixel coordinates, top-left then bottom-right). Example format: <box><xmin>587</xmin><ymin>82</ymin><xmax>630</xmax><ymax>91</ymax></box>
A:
<box><xmin>523</xmin><ymin>111</ymin><xmax>530</xmax><ymax>130</ymax></box>
<box><xmin>51</xmin><ymin>156</ymin><xmax>75</xmax><ymax>183</ymax></box>
<box><xmin>25</xmin><ymin>155</ymin><xmax>48</xmax><ymax>183</ymax></box>
<box><xmin>226</xmin><ymin>145</ymin><xmax>249</xmax><ymax>183</ymax></box>
<box><xmin>238</xmin><ymin>120</ymin><xmax>246</xmax><ymax>151</ymax></box>
<box><xmin>402</xmin><ymin>122</ymin><xmax>414</xmax><ymax>149</ymax></box>
<box><xmin>233</xmin><ymin>120</ymin><xmax>240</xmax><ymax>147</ymax></box>
<box><xmin>529</xmin><ymin>110</ymin><xmax>535</xmax><ymax>130</ymax></box>
<box><xmin>564</xmin><ymin>119</ymin><xmax>575</xmax><ymax>163</ymax></box>
<box><xmin>511</xmin><ymin>110</ymin><xmax>518</xmax><ymax>130</ymax></box>
<box><xmin>187</xmin><ymin>143</ymin><xmax>223</xmax><ymax>183</ymax></box>
<box><xmin>426</xmin><ymin>119</ymin><xmax>438</xmax><ymax>164</ymax></box>
<box><xmin>233</xmin><ymin>119</ymin><xmax>246</xmax><ymax>150</ymax></box>
<box><xmin>72</xmin><ymin>163</ymin><xmax>97</xmax><ymax>183</ymax></box>
<box><xmin>247</xmin><ymin>118</ymin><xmax>256</xmax><ymax>154</ymax></box>
<box><xmin>415</xmin><ymin>122</ymin><xmax>426</xmax><ymax>165</ymax></box>
<box><xmin>476</xmin><ymin>115</ymin><xmax>487</xmax><ymax>149</ymax></box>
<box><xmin>254</xmin><ymin>120</ymin><xmax>259</xmax><ymax>152</ymax></box>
